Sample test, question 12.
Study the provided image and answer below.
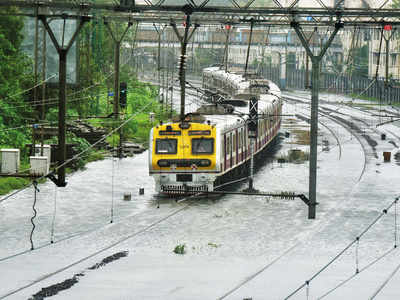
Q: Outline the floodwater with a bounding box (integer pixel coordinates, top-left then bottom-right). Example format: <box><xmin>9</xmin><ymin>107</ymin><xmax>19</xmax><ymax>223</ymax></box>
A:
<box><xmin>1</xmin><ymin>90</ymin><xmax>400</xmax><ymax>299</ymax></box>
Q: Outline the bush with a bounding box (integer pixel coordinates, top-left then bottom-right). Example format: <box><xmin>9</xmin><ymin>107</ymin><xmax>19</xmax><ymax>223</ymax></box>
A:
<box><xmin>173</xmin><ymin>244</ymin><xmax>186</xmax><ymax>255</ymax></box>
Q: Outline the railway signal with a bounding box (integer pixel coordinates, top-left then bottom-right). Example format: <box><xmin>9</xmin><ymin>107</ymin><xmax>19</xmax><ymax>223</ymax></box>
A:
<box><xmin>120</xmin><ymin>82</ymin><xmax>127</xmax><ymax>108</ymax></box>
<box><xmin>248</xmin><ymin>97</ymin><xmax>258</xmax><ymax>138</ymax></box>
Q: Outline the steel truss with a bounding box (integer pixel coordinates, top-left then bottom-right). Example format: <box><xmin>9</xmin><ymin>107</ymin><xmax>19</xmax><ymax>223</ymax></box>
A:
<box><xmin>3</xmin><ymin>0</ymin><xmax>400</xmax><ymax>219</ymax></box>
<box><xmin>1</xmin><ymin>1</ymin><xmax>400</xmax><ymax>27</ymax></box>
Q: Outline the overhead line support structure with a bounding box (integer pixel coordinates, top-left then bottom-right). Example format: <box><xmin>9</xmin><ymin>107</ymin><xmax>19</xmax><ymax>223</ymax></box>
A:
<box><xmin>291</xmin><ymin>20</ymin><xmax>343</xmax><ymax>219</ymax></box>
<box><xmin>170</xmin><ymin>5</ymin><xmax>199</xmax><ymax>122</ymax></box>
<box><xmin>3</xmin><ymin>2</ymin><xmax>400</xmax><ymax>26</ymax></box>
<box><xmin>39</xmin><ymin>14</ymin><xmax>89</xmax><ymax>187</ymax></box>
<box><xmin>105</xmin><ymin>20</ymin><xmax>132</xmax><ymax>158</ymax></box>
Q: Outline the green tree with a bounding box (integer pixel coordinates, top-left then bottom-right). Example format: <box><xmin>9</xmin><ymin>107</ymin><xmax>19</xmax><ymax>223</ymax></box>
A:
<box><xmin>0</xmin><ymin>8</ymin><xmax>34</xmax><ymax>151</ymax></box>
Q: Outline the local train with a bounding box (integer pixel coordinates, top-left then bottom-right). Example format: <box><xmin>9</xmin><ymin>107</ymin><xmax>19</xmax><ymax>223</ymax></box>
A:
<box><xmin>149</xmin><ymin>66</ymin><xmax>282</xmax><ymax>195</ymax></box>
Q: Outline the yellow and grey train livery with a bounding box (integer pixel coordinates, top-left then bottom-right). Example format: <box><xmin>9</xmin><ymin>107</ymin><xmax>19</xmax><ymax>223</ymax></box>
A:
<box><xmin>149</xmin><ymin>66</ymin><xmax>282</xmax><ymax>195</ymax></box>
<box><xmin>149</xmin><ymin>121</ymin><xmax>221</xmax><ymax>194</ymax></box>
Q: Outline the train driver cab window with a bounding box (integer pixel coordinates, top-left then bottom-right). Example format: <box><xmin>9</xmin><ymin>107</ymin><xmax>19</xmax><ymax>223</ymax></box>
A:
<box><xmin>156</xmin><ymin>139</ymin><xmax>177</xmax><ymax>154</ymax></box>
<box><xmin>192</xmin><ymin>138</ymin><xmax>214</xmax><ymax>154</ymax></box>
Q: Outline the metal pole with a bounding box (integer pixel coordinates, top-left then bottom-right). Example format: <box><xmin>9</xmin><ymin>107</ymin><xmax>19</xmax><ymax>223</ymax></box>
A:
<box><xmin>223</xmin><ymin>25</ymin><xmax>231</xmax><ymax>72</ymax></box>
<box><xmin>244</xmin><ymin>19</ymin><xmax>254</xmax><ymax>75</ymax></box>
<box><xmin>40</xmin><ymin>15</ymin><xmax>88</xmax><ymax>186</ymax></box>
<box><xmin>41</xmin><ymin>24</ymin><xmax>47</xmax><ymax>156</ymax></box>
<box><xmin>58</xmin><ymin>49</ymin><xmax>67</xmax><ymax>185</ymax></box>
<box><xmin>113</xmin><ymin>40</ymin><xmax>121</xmax><ymax>157</ymax></box>
<box><xmin>291</xmin><ymin>21</ymin><xmax>342</xmax><ymax>219</ymax></box>
<box><xmin>248</xmin><ymin>138</ymin><xmax>255</xmax><ymax>191</ymax></box>
<box><xmin>308</xmin><ymin>58</ymin><xmax>319</xmax><ymax>219</ymax></box>
<box><xmin>385</xmin><ymin>37</ymin><xmax>390</xmax><ymax>87</ymax></box>
<box><xmin>305</xmin><ymin>53</ymin><xmax>309</xmax><ymax>88</ymax></box>
<box><xmin>33</xmin><ymin>11</ymin><xmax>39</xmax><ymax>156</ymax></box>
<box><xmin>158</xmin><ymin>30</ymin><xmax>161</xmax><ymax>107</ymax></box>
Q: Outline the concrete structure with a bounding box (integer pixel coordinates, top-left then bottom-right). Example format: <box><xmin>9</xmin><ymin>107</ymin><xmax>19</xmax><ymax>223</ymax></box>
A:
<box><xmin>0</xmin><ymin>149</ymin><xmax>20</xmax><ymax>174</ymax></box>
<box><xmin>30</xmin><ymin>156</ymin><xmax>49</xmax><ymax>176</ymax></box>
<box><xmin>33</xmin><ymin>144</ymin><xmax>51</xmax><ymax>163</ymax></box>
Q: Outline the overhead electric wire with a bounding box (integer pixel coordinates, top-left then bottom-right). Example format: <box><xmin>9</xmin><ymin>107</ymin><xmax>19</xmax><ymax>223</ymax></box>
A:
<box><xmin>284</xmin><ymin>197</ymin><xmax>399</xmax><ymax>300</ymax></box>
<box><xmin>1</xmin><ymin>74</ymin><xmax>57</xmax><ymax>102</ymax></box>
<box><xmin>0</xmin><ymin>97</ymin><xmax>159</xmax><ymax>204</ymax></box>
<box><xmin>317</xmin><ymin>247</ymin><xmax>397</xmax><ymax>299</ymax></box>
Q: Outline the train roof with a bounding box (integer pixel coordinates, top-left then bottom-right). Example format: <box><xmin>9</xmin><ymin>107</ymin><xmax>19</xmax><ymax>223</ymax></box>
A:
<box><xmin>198</xmin><ymin>91</ymin><xmax>281</xmax><ymax>133</ymax></box>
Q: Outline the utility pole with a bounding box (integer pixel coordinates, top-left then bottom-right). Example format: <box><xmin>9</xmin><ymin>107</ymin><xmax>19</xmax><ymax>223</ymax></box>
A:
<box><xmin>304</xmin><ymin>28</ymin><xmax>316</xmax><ymax>89</ymax></box>
<box><xmin>105</xmin><ymin>20</ymin><xmax>132</xmax><ymax>158</ymax></box>
<box><xmin>153</xmin><ymin>23</ymin><xmax>167</xmax><ymax>110</ymax></box>
<box><xmin>244</xmin><ymin>19</ymin><xmax>254</xmax><ymax>75</ymax></box>
<box><xmin>33</xmin><ymin>8</ymin><xmax>39</xmax><ymax>157</ymax></box>
<box><xmin>171</xmin><ymin>5</ymin><xmax>199</xmax><ymax>122</ymax></box>
<box><xmin>383</xmin><ymin>26</ymin><xmax>396</xmax><ymax>88</ymax></box>
<box><xmin>291</xmin><ymin>21</ymin><xmax>342</xmax><ymax>219</ymax></box>
<box><xmin>223</xmin><ymin>24</ymin><xmax>232</xmax><ymax>72</ymax></box>
<box><xmin>40</xmin><ymin>15</ymin><xmax>88</xmax><ymax>187</ymax></box>
<box><xmin>40</xmin><ymin>21</ymin><xmax>47</xmax><ymax>156</ymax></box>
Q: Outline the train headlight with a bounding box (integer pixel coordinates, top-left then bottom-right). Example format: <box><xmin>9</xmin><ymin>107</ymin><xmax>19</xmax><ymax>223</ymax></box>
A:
<box><xmin>158</xmin><ymin>160</ymin><xmax>170</xmax><ymax>167</ymax></box>
<box><xmin>199</xmin><ymin>159</ymin><xmax>211</xmax><ymax>167</ymax></box>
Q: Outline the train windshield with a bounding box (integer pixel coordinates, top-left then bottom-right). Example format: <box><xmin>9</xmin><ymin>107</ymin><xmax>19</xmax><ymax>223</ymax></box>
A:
<box><xmin>192</xmin><ymin>138</ymin><xmax>214</xmax><ymax>154</ymax></box>
<box><xmin>156</xmin><ymin>139</ymin><xmax>177</xmax><ymax>154</ymax></box>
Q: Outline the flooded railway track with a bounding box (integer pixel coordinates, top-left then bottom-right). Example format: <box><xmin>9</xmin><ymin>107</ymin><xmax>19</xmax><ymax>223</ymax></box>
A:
<box><xmin>283</xmin><ymin>96</ymin><xmax>371</xmax><ymax>181</ymax></box>
<box><xmin>0</xmin><ymin>203</ymin><xmax>193</xmax><ymax>299</ymax></box>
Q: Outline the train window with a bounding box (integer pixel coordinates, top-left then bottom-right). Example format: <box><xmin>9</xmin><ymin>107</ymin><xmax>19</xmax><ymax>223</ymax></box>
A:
<box><xmin>233</xmin><ymin>133</ymin><xmax>236</xmax><ymax>150</ymax></box>
<box><xmin>192</xmin><ymin>138</ymin><xmax>214</xmax><ymax>154</ymax></box>
<box><xmin>156</xmin><ymin>139</ymin><xmax>177</xmax><ymax>154</ymax></box>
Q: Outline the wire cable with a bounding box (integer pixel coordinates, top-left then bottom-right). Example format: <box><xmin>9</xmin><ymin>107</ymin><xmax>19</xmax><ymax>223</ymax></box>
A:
<box><xmin>317</xmin><ymin>246</ymin><xmax>397</xmax><ymax>300</ymax></box>
<box><xmin>285</xmin><ymin>197</ymin><xmax>399</xmax><ymax>300</ymax></box>
<box><xmin>30</xmin><ymin>181</ymin><xmax>39</xmax><ymax>250</ymax></box>
<box><xmin>369</xmin><ymin>257</ymin><xmax>400</xmax><ymax>299</ymax></box>
<box><xmin>50</xmin><ymin>185</ymin><xmax>57</xmax><ymax>244</ymax></box>
<box><xmin>110</xmin><ymin>157</ymin><xmax>115</xmax><ymax>224</ymax></box>
<box><xmin>0</xmin><ymin>97</ymin><xmax>158</xmax><ymax>204</ymax></box>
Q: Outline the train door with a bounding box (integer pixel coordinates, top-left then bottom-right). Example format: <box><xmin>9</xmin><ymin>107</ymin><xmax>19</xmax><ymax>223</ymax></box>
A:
<box><xmin>226</xmin><ymin>134</ymin><xmax>230</xmax><ymax>169</ymax></box>
<box><xmin>235</xmin><ymin>130</ymin><xmax>239</xmax><ymax>164</ymax></box>
<box><xmin>180</xmin><ymin>129</ymin><xmax>190</xmax><ymax>172</ymax></box>
<box><xmin>223</xmin><ymin>134</ymin><xmax>226</xmax><ymax>171</ymax></box>
<box><xmin>238</xmin><ymin>129</ymin><xmax>242</xmax><ymax>162</ymax></box>
<box><xmin>230</xmin><ymin>132</ymin><xmax>233</xmax><ymax>168</ymax></box>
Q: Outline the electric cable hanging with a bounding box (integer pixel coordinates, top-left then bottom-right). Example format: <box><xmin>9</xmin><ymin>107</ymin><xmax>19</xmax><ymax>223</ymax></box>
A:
<box><xmin>306</xmin><ymin>280</ymin><xmax>310</xmax><ymax>300</ymax></box>
<box><xmin>50</xmin><ymin>185</ymin><xmax>57</xmax><ymax>244</ymax></box>
<box><xmin>110</xmin><ymin>155</ymin><xmax>115</xmax><ymax>224</ymax></box>
<box><xmin>355</xmin><ymin>236</ymin><xmax>360</xmax><ymax>274</ymax></box>
<box><xmin>30</xmin><ymin>181</ymin><xmax>39</xmax><ymax>250</ymax></box>
<box><xmin>0</xmin><ymin>97</ymin><xmax>158</xmax><ymax>204</ymax></box>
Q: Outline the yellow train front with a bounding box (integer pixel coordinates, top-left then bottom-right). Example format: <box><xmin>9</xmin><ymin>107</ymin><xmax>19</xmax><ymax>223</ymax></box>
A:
<box><xmin>149</xmin><ymin>121</ymin><xmax>221</xmax><ymax>195</ymax></box>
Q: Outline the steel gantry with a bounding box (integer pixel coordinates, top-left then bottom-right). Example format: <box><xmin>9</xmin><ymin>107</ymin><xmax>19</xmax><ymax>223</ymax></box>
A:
<box><xmin>3</xmin><ymin>0</ymin><xmax>400</xmax><ymax>218</ymax></box>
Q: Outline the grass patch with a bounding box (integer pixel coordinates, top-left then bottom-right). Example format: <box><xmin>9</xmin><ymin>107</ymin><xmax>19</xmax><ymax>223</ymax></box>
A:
<box><xmin>291</xmin><ymin>129</ymin><xmax>310</xmax><ymax>145</ymax></box>
<box><xmin>208</xmin><ymin>242</ymin><xmax>220</xmax><ymax>248</ymax></box>
<box><xmin>173</xmin><ymin>244</ymin><xmax>186</xmax><ymax>255</ymax></box>
<box><xmin>277</xmin><ymin>149</ymin><xmax>309</xmax><ymax>164</ymax></box>
<box><xmin>0</xmin><ymin>177</ymin><xmax>30</xmax><ymax>195</ymax></box>
<box><xmin>85</xmin><ymin>151</ymin><xmax>105</xmax><ymax>163</ymax></box>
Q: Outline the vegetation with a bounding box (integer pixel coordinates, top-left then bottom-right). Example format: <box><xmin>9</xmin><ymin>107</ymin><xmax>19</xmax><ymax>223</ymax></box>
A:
<box><xmin>0</xmin><ymin>8</ymin><xmax>34</xmax><ymax>160</ymax></box>
<box><xmin>173</xmin><ymin>244</ymin><xmax>186</xmax><ymax>255</ymax></box>
<box><xmin>0</xmin><ymin>9</ymin><xmax>169</xmax><ymax>196</ymax></box>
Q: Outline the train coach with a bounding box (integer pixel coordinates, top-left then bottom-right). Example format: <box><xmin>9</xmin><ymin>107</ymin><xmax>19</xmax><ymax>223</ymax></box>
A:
<box><xmin>149</xmin><ymin>66</ymin><xmax>282</xmax><ymax>195</ymax></box>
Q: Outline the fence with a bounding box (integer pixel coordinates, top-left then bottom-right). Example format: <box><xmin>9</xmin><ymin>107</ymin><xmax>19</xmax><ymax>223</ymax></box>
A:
<box><xmin>261</xmin><ymin>65</ymin><xmax>400</xmax><ymax>104</ymax></box>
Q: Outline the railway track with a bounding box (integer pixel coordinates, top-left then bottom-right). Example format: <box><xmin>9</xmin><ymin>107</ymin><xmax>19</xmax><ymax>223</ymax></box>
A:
<box><xmin>0</xmin><ymin>202</ymin><xmax>192</xmax><ymax>299</ymax></box>
<box><xmin>283</xmin><ymin>95</ymin><xmax>371</xmax><ymax>182</ymax></box>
